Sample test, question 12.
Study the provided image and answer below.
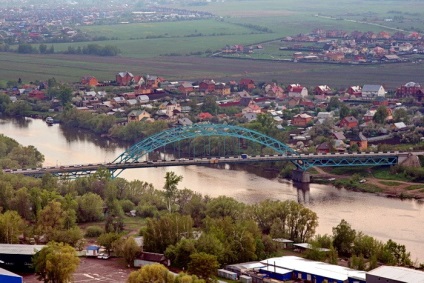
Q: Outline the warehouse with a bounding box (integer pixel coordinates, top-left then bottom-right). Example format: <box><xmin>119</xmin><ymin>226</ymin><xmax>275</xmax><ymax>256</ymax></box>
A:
<box><xmin>0</xmin><ymin>267</ymin><xmax>23</xmax><ymax>283</ymax></box>
<box><xmin>260</xmin><ymin>256</ymin><xmax>366</xmax><ymax>283</ymax></box>
<box><xmin>367</xmin><ymin>265</ymin><xmax>424</xmax><ymax>283</ymax></box>
<box><xmin>0</xmin><ymin>244</ymin><xmax>45</xmax><ymax>272</ymax></box>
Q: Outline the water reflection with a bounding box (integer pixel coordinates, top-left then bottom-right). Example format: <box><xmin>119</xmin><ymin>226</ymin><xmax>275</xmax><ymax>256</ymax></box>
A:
<box><xmin>59</xmin><ymin>125</ymin><xmax>129</xmax><ymax>151</ymax></box>
<box><xmin>0</xmin><ymin>116</ymin><xmax>31</xmax><ymax>128</ymax></box>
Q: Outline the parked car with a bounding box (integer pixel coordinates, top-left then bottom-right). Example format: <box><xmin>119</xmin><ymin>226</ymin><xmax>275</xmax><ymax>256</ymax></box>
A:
<box><xmin>97</xmin><ymin>253</ymin><xmax>110</xmax><ymax>259</ymax></box>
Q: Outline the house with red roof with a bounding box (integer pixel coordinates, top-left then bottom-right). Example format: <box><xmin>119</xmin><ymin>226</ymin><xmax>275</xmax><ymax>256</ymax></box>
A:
<box><xmin>116</xmin><ymin>71</ymin><xmax>134</xmax><ymax>86</ymax></box>
<box><xmin>242</xmin><ymin>100</ymin><xmax>262</xmax><ymax>114</ymax></box>
<box><xmin>346</xmin><ymin>86</ymin><xmax>362</xmax><ymax>97</ymax></box>
<box><xmin>199</xmin><ymin>80</ymin><xmax>216</xmax><ymax>93</ymax></box>
<box><xmin>288</xmin><ymin>85</ymin><xmax>308</xmax><ymax>98</ymax></box>
<box><xmin>239</xmin><ymin>78</ymin><xmax>255</xmax><ymax>91</ymax></box>
<box><xmin>81</xmin><ymin>76</ymin><xmax>98</xmax><ymax>87</ymax></box>
<box><xmin>396</xmin><ymin>82</ymin><xmax>424</xmax><ymax>101</ymax></box>
<box><xmin>339</xmin><ymin>116</ymin><xmax>358</xmax><ymax>129</ymax></box>
<box><xmin>28</xmin><ymin>90</ymin><xmax>46</xmax><ymax>100</ymax></box>
<box><xmin>314</xmin><ymin>85</ymin><xmax>332</xmax><ymax>96</ymax></box>
<box><xmin>198</xmin><ymin>112</ymin><xmax>213</xmax><ymax>121</ymax></box>
<box><xmin>292</xmin><ymin>113</ymin><xmax>313</xmax><ymax>127</ymax></box>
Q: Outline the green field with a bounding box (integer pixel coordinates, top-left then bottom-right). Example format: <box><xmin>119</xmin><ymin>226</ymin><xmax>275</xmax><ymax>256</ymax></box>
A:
<box><xmin>2</xmin><ymin>0</ymin><xmax>424</xmax><ymax>83</ymax></box>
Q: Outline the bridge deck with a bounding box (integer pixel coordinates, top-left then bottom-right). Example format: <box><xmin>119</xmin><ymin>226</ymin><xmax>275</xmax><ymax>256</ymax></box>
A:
<box><xmin>4</xmin><ymin>151</ymin><xmax>422</xmax><ymax>178</ymax></box>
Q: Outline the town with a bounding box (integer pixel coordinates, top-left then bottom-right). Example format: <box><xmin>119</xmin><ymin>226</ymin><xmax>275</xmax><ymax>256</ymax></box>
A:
<box><xmin>2</xmin><ymin>71</ymin><xmax>424</xmax><ymax>151</ymax></box>
<box><xmin>219</xmin><ymin>28</ymin><xmax>424</xmax><ymax>64</ymax></box>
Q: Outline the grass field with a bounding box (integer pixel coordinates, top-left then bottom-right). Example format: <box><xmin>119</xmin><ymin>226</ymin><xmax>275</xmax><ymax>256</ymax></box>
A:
<box><xmin>1</xmin><ymin>53</ymin><xmax>424</xmax><ymax>88</ymax></box>
<box><xmin>2</xmin><ymin>0</ymin><xmax>424</xmax><ymax>83</ymax></box>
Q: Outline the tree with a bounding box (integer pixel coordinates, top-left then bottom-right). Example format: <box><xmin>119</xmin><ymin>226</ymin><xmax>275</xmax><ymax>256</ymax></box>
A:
<box><xmin>175</xmin><ymin>273</ymin><xmax>205</xmax><ymax>283</ymax></box>
<box><xmin>0</xmin><ymin>210</ymin><xmax>25</xmax><ymax>244</ymax></box>
<box><xmin>205</xmin><ymin>196</ymin><xmax>244</xmax><ymax>220</ymax></box>
<box><xmin>36</xmin><ymin>201</ymin><xmax>66</xmax><ymax>238</ymax></box>
<box><xmin>76</xmin><ymin>193</ymin><xmax>104</xmax><ymax>222</ymax></box>
<box><xmin>33</xmin><ymin>241</ymin><xmax>80</xmax><ymax>283</ymax></box>
<box><xmin>164</xmin><ymin>172</ymin><xmax>183</xmax><ymax>212</ymax></box>
<box><xmin>97</xmin><ymin>232</ymin><xmax>121</xmax><ymax>255</ymax></box>
<box><xmin>373</xmin><ymin>105</ymin><xmax>388</xmax><ymax>124</ymax></box>
<box><xmin>339</xmin><ymin>103</ymin><xmax>350</xmax><ymax>119</ymax></box>
<box><xmin>188</xmin><ymin>252</ymin><xmax>219</xmax><ymax>281</ymax></box>
<box><xmin>114</xmin><ymin>237</ymin><xmax>141</xmax><ymax>267</ymax></box>
<box><xmin>127</xmin><ymin>263</ymin><xmax>174</xmax><ymax>283</ymax></box>
<box><xmin>332</xmin><ymin>219</ymin><xmax>356</xmax><ymax>257</ymax></box>
<box><xmin>165</xmin><ymin>238</ymin><xmax>197</xmax><ymax>269</ymax></box>
<box><xmin>144</xmin><ymin>214</ymin><xmax>193</xmax><ymax>253</ymax></box>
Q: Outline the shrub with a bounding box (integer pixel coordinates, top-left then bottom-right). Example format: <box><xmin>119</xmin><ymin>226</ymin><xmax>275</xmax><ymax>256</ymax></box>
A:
<box><xmin>85</xmin><ymin>226</ymin><xmax>104</xmax><ymax>238</ymax></box>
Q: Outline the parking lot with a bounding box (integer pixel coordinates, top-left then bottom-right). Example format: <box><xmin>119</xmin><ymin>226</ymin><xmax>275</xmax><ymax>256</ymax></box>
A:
<box><xmin>22</xmin><ymin>257</ymin><xmax>134</xmax><ymax>282</ymax></box>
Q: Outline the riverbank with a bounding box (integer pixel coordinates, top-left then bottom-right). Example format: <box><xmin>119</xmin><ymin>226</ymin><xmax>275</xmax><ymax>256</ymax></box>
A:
<box><xmin>311</xmin><ymin>167</ymin><xmax>424</xmax><ymax>200</ymax></box>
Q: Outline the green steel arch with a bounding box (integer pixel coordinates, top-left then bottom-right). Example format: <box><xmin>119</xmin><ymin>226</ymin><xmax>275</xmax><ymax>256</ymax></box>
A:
<box><xmin>112</xmin><ymin>123</ymin><xmax>298</xmax><ymax>177</ymax></box>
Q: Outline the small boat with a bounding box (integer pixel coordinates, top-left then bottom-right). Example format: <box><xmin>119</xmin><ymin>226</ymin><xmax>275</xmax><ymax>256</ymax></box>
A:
<box><xmin>45</xmin><ymin>117</ymin><xmax>54</xmax><ymax>125</ymax></box>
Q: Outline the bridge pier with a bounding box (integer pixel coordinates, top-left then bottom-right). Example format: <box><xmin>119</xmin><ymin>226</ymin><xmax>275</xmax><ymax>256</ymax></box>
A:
<box><xmin>292</xmin><ymin>169</ymin><xmax>310</xmax><ymax>183</ymax></box>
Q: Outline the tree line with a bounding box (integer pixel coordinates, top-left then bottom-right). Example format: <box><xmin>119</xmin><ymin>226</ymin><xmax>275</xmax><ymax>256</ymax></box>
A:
<box><xmin>0</xmin><ymin>43</ymin><xmax>120</xmax><ymax>56</ymax></box>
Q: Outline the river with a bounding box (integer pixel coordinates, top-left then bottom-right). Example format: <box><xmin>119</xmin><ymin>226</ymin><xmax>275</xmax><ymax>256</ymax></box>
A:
<box><xmin>1</xmin><ymin>117</ymin><xmax>423</xmax><ymax>262</ymax></box>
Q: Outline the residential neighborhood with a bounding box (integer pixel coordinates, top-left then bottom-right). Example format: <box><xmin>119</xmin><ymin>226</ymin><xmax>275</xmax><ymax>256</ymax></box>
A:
<box><xmin>219</xmin><ymin>28</ymin><xmax>424</xmax><ymax>65</ymax></box>
<box><xmin>2</xmin><ymin>70</ymin><xmax>424</xmax><ymax>154</ymax></box>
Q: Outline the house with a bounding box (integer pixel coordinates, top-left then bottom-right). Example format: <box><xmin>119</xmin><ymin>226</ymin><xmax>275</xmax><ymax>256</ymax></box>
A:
<box><xmin>134</xmin><ymin>85</ymin><xmax>153</xmax><ymax>95</ymax></box>
<box><xmin>145</xmin><ymin>75</ymin><xmax>162</xmax><ymax>88</ymax></box>
<box><xmin>112</xmin><ymin>96</ymin><xmax>127</xmax><ymax>107</ymax></box>
<box><xmin>292</xmin><ymin>113</ymin><xmax>313</xmax><ymax>127</ymax></box>
<box><xmin>176</xmin><ymin>118</ymin><xmax>193</xmax><ymax>127</ymax></box>
<box><xmin>239</xmin><ymin>78</ymin><xmax>255</xmax><ymax>91</ymax></box>
<box><xmin>178</xmin><ymin>82</ymin><xmax>194</xmax><ymax>94</ymax></box>
<box><xmin>348</xmin><ymin>132</ymin><xmax>368</xmax><ymax>150</ymax></box>
<box><xmin>367</xmin><ymin>265</ymin><xmax>424</xmax><ymax>283</ymax></box>
<box><xmin>339</xmin><ymin>116</ymin><xmax>358</xmax><ymax>129</ymax></box>
<box><xmin>396</xmin><ymin>82</ymin><xmax>424</xmax><ymax>101</ymax></box>
<box><xmin>347</xmin><ymin>86</ymin><xmax>362</xmax><ymax>97</ymax></box>
<box><xmin>134</xmin><ymin>252</ymin><xmax>169</xmax><ymax>268</ymax></box>
<box><xmin>288</xmin><ymin>85</ymin><xmax>308</xmax><ymax>98</ymax></box>
<box><xmin>85</xmin><ymin>245</ymin><xmax>101</xmax><ymax>257</ymax></box>
<box><xmin>198</xmin><ymin>112</ymin><xmax>213</xmax><ymax>121</ymax></box>
<box><xmin>363</xmin><ymin>110</ymin><xmax>376</xmax><ymax>122</ymax></box>
<box><xmin>165</xmin><ymin>101</ymin><xmax>181</xmax><ymax>119</ymax></box>
<box><xmin>0</xmin><ymin>267</ymin><xmax>22</xmax><ymax>283</ymax></box>
<box><xmin>116</xmin><ymin>71</ymin><xmax>134</xmax><ymax>86</ymax></box>
<box><xmin>136</xmin><ymin>95</ymin><xmax>149</xmax><ymax>104</ymax></box>
<box><xmin>266</xmin><ymin>84</ymin><xmax>285</xmax><ymax>99</ymax></box>
<box><xmin>362</xmin><ymin>85</ymin><xmax>385</xmax><ymax>97</ymax></box>
<box><xmin>333</xmin><ymin>131</ymin><xmax>346</xmax><ymax>141</ymax></box>
<box><xmin>316</xmin><ymin>142</ymin><xmax>331</xmax><ymax>154</ymax></box>
<box><xmin>128</xmin><ymin>110</ymin><xmax>151</xmax><ymax>123</ymax></box>
<box><xmin>81</xmin><ymin>76</ymin><xmax>98</xmax><ymax>87</ymax></box>
<box><xmin>28</xmin><ymin>90</ymin><xmax>46</xmax><ymax>100</ymax></box>
<box><xmin>242</xmin><ymin>100</ymin><xmax>262</xmax><ymax>114</ymax></box>
<box><xmin>199</xmin><ymin>80</ymin><xmax>216</xmax><ymax>93</ymax></box>
<box><xmin>215</xmin><ymin>83</ymin><xmax>231</xmax><ymax>95</ymax></box>
<box><xmin>314</xmin><ymin>85</ymin><xmax>332</xmax><ymax>95</ymax></box>
<box><xmin>243</xmin><ymin>112</ymin><xmax>257</xmax><ymax>122</ymax></box>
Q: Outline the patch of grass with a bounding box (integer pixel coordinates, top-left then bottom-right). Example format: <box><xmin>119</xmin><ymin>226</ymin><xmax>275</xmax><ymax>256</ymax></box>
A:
<box><xmin>122</xmin><ymin>216</ymin><xmax>146</xmax><ymax>233</ymax></box>
<box><xmin>329</xmin><ymin>167</ymin><xmax>371</xmax><ymax>175</ymax></box>
<box><xmin>373</xmin><ymin>168</ymin><xmax>410</xmax><ymax>182</ymax></box>
<box><xmin>379</xmin><ymin>181</ymin><xmax>402</xmax><ymax>187</ymax></box>
<box><xmin>404</xmin><ymin>185</ymin><xmax>424</xmax><ymax>191</ymax></box>
<box><xmin>308</xmin><ymin>167</ymin><xmax>319</xmax><ymax>174</ymax></box>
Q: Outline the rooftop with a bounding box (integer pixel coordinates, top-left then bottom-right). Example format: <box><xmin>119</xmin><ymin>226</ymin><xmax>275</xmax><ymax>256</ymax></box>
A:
<box><xmin>367</xmin><ymin>265</ymin><xmax>424</xmax><ymax>283</ymax></box>
<box><xmin>0</xmin><ymin>244</ymin><xmax>45</xmax><ymax>255</ymax></box>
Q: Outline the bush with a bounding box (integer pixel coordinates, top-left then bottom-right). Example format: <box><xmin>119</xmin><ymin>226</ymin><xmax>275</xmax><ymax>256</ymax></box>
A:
<box><xmin>85</xmin><ymin>226</ymin><xmax>104</xmax><ymax>237</ymax></box>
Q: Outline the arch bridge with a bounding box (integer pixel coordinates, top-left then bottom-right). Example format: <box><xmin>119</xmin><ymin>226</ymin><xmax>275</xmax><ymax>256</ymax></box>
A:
<box><xmin>6</xmin><ymin>124</ymin><xmax>417</xmax><ymax>181</ymax></box>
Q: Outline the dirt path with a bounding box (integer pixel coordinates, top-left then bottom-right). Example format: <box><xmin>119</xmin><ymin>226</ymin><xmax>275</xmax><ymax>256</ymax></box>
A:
<box><xmin>312</xmin><ymin>167</ymin><xmax>424</xmax><ymax>199</ymax></box>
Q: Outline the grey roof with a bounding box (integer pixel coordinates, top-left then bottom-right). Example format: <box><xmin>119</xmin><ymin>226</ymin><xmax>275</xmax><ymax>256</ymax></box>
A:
<box><xmin>0</xmin><ymin>267</ymin><xmax>22</xmax><ymax>278</ymax></box>
<box><xmin>362</xmin><ymin>84</ymin><xmax>383</xmax><ymax>92</ymax></box>
<box><xmin>0</xmin><ymin>244</ymin><xmax>45</xmax><ymax>255</ymax></box>
<box><xmin>367</xmin><ymin>266</ymin><xmax>424</xmax><ymax>283</ymax></box>
<box><xmin>261</xmin><ymin>256</ymin><xmax>365</xmax><ymax>281</ymax></box>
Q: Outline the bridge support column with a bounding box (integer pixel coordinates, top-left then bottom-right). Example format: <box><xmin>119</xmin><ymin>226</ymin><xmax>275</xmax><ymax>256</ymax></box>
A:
<box><xmin>292</xmin><ymin>169</ymin><xmax>310</xmax><ymax>183</ymax></box>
